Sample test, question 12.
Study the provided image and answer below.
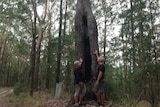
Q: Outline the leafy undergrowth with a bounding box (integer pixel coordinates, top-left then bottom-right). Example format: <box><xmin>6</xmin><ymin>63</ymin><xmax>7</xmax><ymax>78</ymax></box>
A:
<box><xmin>6</xmin><ymin>90</ymin><xmax>69</xmax><ymax>107</ymax></box>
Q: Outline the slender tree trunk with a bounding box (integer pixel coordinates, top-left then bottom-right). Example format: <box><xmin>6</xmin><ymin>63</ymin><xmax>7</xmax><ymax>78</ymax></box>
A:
<box><xmin>30</xmin><ymin>24</ymin><xmax>36</xmax><ymax>96</ymax></box>
<box><xmin>6</xmin><ymin>68</ymin><xmax>9</xmax><ymax>86</ymax></box>
<box><xmin>124</xmin><ymin>33</ymin><xmax>128</xmax><ymax>94</ymax></box>
<box><xmin>46</xmin><ymin>33</ymin><xmax>51</xmax><ymax>89</ymax></box>
<box><xmin>0</xmin><ymin>38</ymin><xmax>7</xmax><ymax>72</ymax></box>
<box><xmin>30</xmin><ymin>0</ymin><xmax>37</xmax><ymax>96</ymax></box>
<box><xmin>30</xmin><ymin>0</ymin><xmax>48</xmax><ymax>91</ymax></box>
<box><xmin>35</xmin><ymin>0</ymin><xmax>48</xmax><ymax>91</ymax></box>
<box><xmin>65</xmin><ymin>61</ymin><xmax>71</xmax><ymax>92</ymax></box>
<box><xmin>46</xmin><ymin>14</ymin><xmax>52</xmax><ymax>89</ymax></box>
<box><xmin>45</xmin><ymin>1</ymin><xmax>55</xmax><ymax>88</ymax></box>
<box><xmin>130</xmin><ymin>9</ymin><xmax>134</xmax><ymax>96</ymax></box>
<box><xmin>103</xmin><ymin>15</ymin><xmax>107</xmax><ymax>58</ymax></box>
<box><xmin>139</xmin><ymin>0</ymin><xmax>145</xmax><ymax>87</ymax></box>
<box><xmin>63</xmin><ymin>0</ymin><xmax>67</xmax><ymax>37</ymax></box>
<box><xmin>130</xmin><ymin>0</ymin><xmax>136</xmax><ymax>72</ymax></box>
<box><xmin>101</xmin><ymin>0</ymin><xmax>107</xmax><ymax>59</ymax></box>
<box><xmin>35</xmin><ymin>21</ymin><xmax>45</xmax><ymax>90</ymax></box>
<box><xmin>55</xmin><ymin>0</ymin><xmax>63</xmax><ymax>87</ymax></box>
<box><xmin>138</xmin><ymin>1</ymin><xmax>147</xmax><ymax>100</ymax></box>
<box><xmin>103</xmin><ymin>16</ymin><xmax>107</xmax><ymax>60</ymax></box>
<box><xmin>45</xmin><ymin>0</ymin><xmax>57</xmax><ymax>90</ymax></box>
<box><xmin>149</xmin><ymin>2</ymin><xmax>156</xmax><ymax>105</ymax></box>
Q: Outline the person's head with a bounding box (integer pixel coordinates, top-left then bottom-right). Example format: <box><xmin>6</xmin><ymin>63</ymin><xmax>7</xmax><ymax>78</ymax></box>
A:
<box><xmin>74</xmin><ymin>60</ymin><xmax>81</xmax><ymax>68</ymax></box>
<box><xmin>97</xmin><ymin>56</ymin><xmax>104</xmax><ymax>64</ymax></box>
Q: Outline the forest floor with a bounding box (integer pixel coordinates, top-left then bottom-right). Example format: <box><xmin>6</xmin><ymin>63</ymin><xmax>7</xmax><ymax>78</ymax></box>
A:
<box><xmin>0</xmin><ymin>88</ymin><xmax>114</xmax><ymax>107</ymax></box>
<box><xmin>0</xmin><ymin>87</ymin><xmax>13</xmax><ymax>107</ymax></box>
<box><xmin>0</xmin><ymin>88</ymin><xmax>154</xmax><ymax>107</ymax></box>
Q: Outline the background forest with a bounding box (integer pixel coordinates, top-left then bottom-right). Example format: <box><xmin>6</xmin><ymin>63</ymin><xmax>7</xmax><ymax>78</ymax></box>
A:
<box><xmin>0</xmin><ymin>0</ymin><xmax>160</xmax><ymax>106</ymax></box>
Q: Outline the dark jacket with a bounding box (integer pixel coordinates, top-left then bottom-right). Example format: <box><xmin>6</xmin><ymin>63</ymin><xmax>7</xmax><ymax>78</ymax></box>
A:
<box><xmin>96</xmin><ymin>64</ymin><xmax>105</xmax><ymax>82</ymax></box>
<box><xmin>74</xmin><ymin>67</ymin><xmax>85</xmax><ymax>85</ymax></box>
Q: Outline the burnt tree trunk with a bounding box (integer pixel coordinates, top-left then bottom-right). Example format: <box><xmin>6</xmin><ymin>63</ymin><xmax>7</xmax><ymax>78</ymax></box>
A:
<box><xmin>75</xmin><ymin>0</ymin><xmax>99</xmax><ymax>98</ymax></box>
<box><xmin>66</xmin><ymin>1</ymin><xmax>99</xmax><ymax>105</ymax></box>
<box><xmin>75</xmin><ymin>0</ymin><xmax>98</xmax><ymax>80</ymax></box>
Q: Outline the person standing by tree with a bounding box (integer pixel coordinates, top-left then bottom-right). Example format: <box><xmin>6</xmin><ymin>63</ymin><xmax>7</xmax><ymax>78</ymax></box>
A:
<box><xmin>93</xmin><ymin>50</ymin><xmax>105</xmax><ymax>107</ymax></box>
<box><xmin>73</xmin><ymin>58</ymin><xmax>86</xmax><ymax>107</ymax></box>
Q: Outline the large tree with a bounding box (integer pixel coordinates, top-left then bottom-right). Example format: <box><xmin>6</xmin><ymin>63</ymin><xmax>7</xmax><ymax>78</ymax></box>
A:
<box><xmin>75</xmin><ymin>0</ymin><xmax>99</xmax><ymax>82</ymax></box>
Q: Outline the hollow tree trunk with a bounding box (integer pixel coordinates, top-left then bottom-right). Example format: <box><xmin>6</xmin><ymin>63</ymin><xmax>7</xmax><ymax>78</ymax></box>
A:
<box><xmin>74</xmin><ymin>0</ymin><xmax>99</xmax><ymax>101</ymax></box>
<box><xmin>75</xmin><ymin>0</ymin><xmax>98</xmax><ymax>81</ymax></box>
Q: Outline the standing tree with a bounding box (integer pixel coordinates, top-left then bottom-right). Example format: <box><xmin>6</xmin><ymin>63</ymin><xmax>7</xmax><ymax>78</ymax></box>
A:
<box><xmin>67</xmin><ymin>0</ymin><xmax>99</xmax><ymax>105</ymax></box>
<box><xmin>75</xmin><ymin>0</ymin><xmax>98</xmax><ymax>82</ymax></box>
<box><xmin>30</xmin><ymin>0</ymin><xmax>49</xmax><ymax>95</ymax></box>
<box><xmin>55</xmin><ymin>0</ymin><xmax>63</xmax><ymax>86</ymax></box>
<box><xmin>30</xmin><ymin>0</ymin><xmax>37</xmax><ymax>96</ymax></box>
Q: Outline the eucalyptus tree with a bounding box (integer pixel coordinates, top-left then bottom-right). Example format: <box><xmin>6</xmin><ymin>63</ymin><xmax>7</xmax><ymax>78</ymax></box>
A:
<box><xmin>45</xmin><ymin>0</ymin><xmax>57</xmax><ymax>89</ymax></box>
<box><xmin>43</xmin><ymin>0</ymin><xmax>76</xmax><ymax>90</ymax></box>
<box><xmin>60</xmin><ymin>0</ymin><xmax>76</xmax><ymax>92</ymax></box>
<box><xmin>29</xmin><ymin>0</ymin><xmax>58</xmax><ymax>95</ymax></box>
<box><xmin>0</xmin><ymin>0</ymin><xmax>57</xmax><ymax>95</ymax></box>
<box><xmin>55</xmin><ymin>0</ymin><xmax>63</xmax><ymax>88</ymax></box>
<box><xmin>0</xmin><ymin>1</ymin><xmax>12</xmax><ymax>84</ymax></box>
<box><xmin>153</xmin><ymin>24</ymin><xmax>160</xmax><ymax>102</ymax></box>
<box><xmin>0</xmin><ymin>0</ymin><xmax>31</xmax><ymax>86</ymax></box>
<box><xmin>135</xmin><ymin>0</ymin><xmax>160</xmax><ymax>105</ymax></box>
<box><xmin>147</xmin><ymin>0</ymin><xmax>160</xmax><ymax>105</ymax></box>
<box><xmin>95</xmin><ymin>0</ymin><xmax>113</xmax><ymax>59</ymax></box>
<box><xmin>118</xmin><ymin>0</ymin><xmax>160</xmax><ymax>104</ymax></box>
<box><xmin>0</xmin><ymin>0</ymin><xmax>41</xmax><ymax>94</ymax></box>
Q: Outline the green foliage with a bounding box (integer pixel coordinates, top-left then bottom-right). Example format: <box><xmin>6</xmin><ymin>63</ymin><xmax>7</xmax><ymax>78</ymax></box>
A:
<box><xmin>13</xmin><ymin>82</ymin><xmax>29</xmax><ymax>95</ymax></box>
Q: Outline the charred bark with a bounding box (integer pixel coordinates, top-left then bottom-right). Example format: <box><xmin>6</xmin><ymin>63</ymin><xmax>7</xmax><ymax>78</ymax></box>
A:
<box><xmin>75</xmin><ymin>0</ymin><xmax>98</xmax><ymax>82</ymax></box>
<box><xmin>74</xmin><ymin>0</ymin><xmax>99</xmax><ymax>101</ymax></box>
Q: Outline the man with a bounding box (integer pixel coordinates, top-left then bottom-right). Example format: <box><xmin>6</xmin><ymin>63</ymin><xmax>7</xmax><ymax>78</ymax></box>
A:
<box><xmin>73</xmin><ymin>58</ymin><xmax>86</xmax><ymax>107</ymax></box>
<box><xmin>93</xmin><ymin>50</ymin><xmax>105</xmax><ymax>107</ymax></box>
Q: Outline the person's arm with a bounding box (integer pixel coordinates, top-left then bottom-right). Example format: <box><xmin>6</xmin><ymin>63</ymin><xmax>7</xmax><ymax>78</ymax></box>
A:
<box><xmin>94</xmin><ymin>50</ymin><xmax>99</xmax><ymax>61</ymax></box>
<box><xmin>96</xmin><ymin>71</ymin><xmax>103</xmax><ymax>85</ymax></box>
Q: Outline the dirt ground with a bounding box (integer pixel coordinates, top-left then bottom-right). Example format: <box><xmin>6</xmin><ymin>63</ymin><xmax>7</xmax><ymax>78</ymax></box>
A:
<box><xmin>0</xmin><ymin>88</ymin><xmax>156</xmax><ymax>107</ymax></box>
<box><xmin>0</xmin><ymin>88</ymin><xmax>121</xmax><ymax>107</ymax></box>
<box><xmin>46</xmin><ymin>98</ymin><xmax>113</xmax><ymax>107</ymax></box>
<box><xmin>0</xmin><ymin>88</ymin><xmax>112</xmax><ymax>107</ymax></box>
<box><xmin>0</xmin><ymin>88</ymin><xmax>13</xmax><ymax>107</ymax></box>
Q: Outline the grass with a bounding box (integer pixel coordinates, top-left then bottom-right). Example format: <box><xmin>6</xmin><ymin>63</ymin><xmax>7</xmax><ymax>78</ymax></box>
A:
<box><xmin>6</xmin><ymin>90</ymin><xmax>54</xmax><ymax>107</ymax></box>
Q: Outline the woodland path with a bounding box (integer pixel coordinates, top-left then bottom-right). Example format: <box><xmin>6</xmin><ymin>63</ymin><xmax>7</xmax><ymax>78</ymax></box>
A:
<box><xmin>0</xmin><ymin>88</ymin><xmax>13</xmax><ymax>107</ymax></box>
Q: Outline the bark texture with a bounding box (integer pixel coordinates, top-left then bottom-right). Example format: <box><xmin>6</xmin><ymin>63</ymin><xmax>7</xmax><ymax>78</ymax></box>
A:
<box><xmin>75</xmin><ymin>0</ymin><xmax>98</xmax><ymax>82</ymax></box>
